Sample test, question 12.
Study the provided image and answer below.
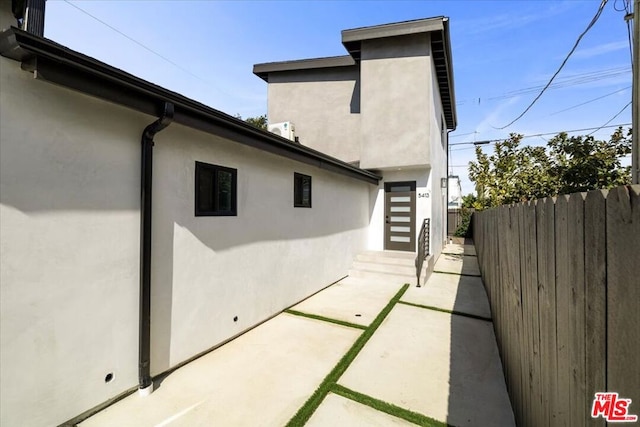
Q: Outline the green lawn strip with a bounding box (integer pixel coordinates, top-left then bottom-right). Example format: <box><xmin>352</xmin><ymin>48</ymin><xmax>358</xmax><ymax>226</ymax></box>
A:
<box><xmin>331</xmin><ymin>384</ymin><xmax>449</xmax><ymax>427</ymax></box>
<box><xmin>432</xmin><ymin>270</ymin><xmax>481</xmax><ymax>278</ymax></box>
<box><xmin>285</xmin><ymin>283</ymin><xmax>410</xmax><ymax>427</ymax></box>
<box><xmin>398</xmin><ymin>300</ymin><xmax>492</xmax><ymax>322</ymax></box>
<box><xmin>284</xmin><ymin>309</ymin><xmax>367</xmax><ymax>330</ymax></box>
<box><xmin>440</xmin><ymin>252</ymin><xmax>477</xmax><ymax>257</ymax></box>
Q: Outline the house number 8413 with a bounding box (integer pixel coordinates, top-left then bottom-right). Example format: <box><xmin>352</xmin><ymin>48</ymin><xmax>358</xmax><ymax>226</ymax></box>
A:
<box><xmin>418</xmin><ymin>193</ymin><xmax>429</xmax><ymax>198</ymax></box>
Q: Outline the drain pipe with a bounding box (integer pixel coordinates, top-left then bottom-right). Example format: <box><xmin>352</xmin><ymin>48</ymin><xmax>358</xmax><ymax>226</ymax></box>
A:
<box><xmin>139</xmin><ymin>102</ymin><xmax>174</xmax><ymax>396</ymax></box>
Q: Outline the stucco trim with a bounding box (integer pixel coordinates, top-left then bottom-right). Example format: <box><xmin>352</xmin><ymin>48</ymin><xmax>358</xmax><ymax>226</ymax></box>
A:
<box><xmin>0</xmin><ymin>27</ymin><xmax>381</xmax><ymax>185</ymax></box>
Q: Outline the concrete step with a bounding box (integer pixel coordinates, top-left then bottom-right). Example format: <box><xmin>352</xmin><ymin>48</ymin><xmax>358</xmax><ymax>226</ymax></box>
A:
<box><xmin>356</xmin><ymin>252</ymin><xmax>416</xmax><ymax>266</ymax></box>
<box><xmin>351</xmin><ymin>260</ymin><xmax>416</xmax><ymax>276</ymax></box>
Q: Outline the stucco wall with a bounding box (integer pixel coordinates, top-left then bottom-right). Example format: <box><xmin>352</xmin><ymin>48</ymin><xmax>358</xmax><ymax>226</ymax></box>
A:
<box><xmin>150</xmin><ymin>124</ymin><xmax>370</xmax><ymax>373</ymax></box>
<box><xmin>1</xmin><ymin>57</ymin><xmax>144</xmax><ymax>427</ymax></box>
<box><xmin>359</xmin><ymin>33</ymin><xmax>433</xmax><ymax>169</ymax></box>
<box><xmin>427</xmin><ymin>53</ymin><xmax>448</xmax><ymax>258</ymax></box>
<box><xmin>268</xmin><ymin>67</ymin><xmax>361</xmax><ymax>163</ymax></box>
<box><xmin>1</xmin><ymin>56</ymin><xmax>372</xmax><ymax>426</ymax></box>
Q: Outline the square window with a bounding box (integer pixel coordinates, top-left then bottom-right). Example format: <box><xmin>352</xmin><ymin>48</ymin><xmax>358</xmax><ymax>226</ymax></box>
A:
<box><xmin>195</xmin><ymin>162</ymin><xmax>237</xmax><ymax>216</ymax></box>
<box><xmin>294</xmin><ymin>173</ymin><xmax>312</xmax><ymax>208</ymax></box>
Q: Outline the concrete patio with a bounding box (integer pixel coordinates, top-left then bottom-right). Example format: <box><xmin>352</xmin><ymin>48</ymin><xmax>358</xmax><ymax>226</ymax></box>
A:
<box><xmin>78</xmin><ymin>244</ymin><xmax>514</xmax><ymax>426</ymax></box>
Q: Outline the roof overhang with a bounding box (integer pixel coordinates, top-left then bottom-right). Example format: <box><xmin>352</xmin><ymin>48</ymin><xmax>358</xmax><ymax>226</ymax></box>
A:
<box><xmin>253</xmin><ymin>55</ymin><xmax>355</xmax><ymax>82</ymax></box>
<box><xmin>0</xmin><ymin>27</ymin><xmax>380</xmax><ymax>185</ymax></box>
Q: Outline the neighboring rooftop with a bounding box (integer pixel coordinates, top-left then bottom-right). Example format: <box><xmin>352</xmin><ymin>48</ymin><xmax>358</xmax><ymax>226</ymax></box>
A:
<box><xmin>253</xmin><ymin>17</ymin><xmax>457</xmax><ymax>130</ymax></box>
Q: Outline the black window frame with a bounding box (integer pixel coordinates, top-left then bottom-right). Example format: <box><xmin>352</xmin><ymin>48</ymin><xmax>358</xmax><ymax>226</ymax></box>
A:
<box><xmin>195</xmin><ymin>161</ymin><xmax>237</xmax><ymax>216</ymax></box>
<box><xmin>294</xmin><ymin>172</ymin><xmax>312</xmax><ymax>208</ymax></box>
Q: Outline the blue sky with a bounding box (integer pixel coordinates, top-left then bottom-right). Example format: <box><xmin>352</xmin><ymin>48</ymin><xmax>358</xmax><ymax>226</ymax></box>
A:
<box><xmin>43</xmin><ymin>0</ymin><xmax>632</xmax><ymax>195</ymax></box>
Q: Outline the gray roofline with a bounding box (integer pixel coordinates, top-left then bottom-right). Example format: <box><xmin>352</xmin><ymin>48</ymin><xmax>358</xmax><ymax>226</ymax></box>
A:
<box><xmin>0</xmin><ymin>28</ymin><xmax>380</xmax><ymax>185</ymax></box>
<box><xmin>251</xmin><ymin>16</ymin><xmax>457</xmax><ymax>130</ymax></box>
<box><xmin>253</xmin><ymin>55</ymin><xmax>355</xmax><ymax>82</ymax></box>
<box><xmin>341</xmin><ymin>17</ymin><xmax>445</xmax><ymax>44</ymax></box>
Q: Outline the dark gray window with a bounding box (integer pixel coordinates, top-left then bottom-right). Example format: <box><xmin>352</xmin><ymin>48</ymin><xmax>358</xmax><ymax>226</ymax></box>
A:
<box><xmin>294</xmin><ymin>173</ymin><xmax>312</xmax><ymax>208</ymax></box>
<box><xmin>195</xmin><ymin>162</ymin><xmax>237</xmax><ymax>216</ymax></box>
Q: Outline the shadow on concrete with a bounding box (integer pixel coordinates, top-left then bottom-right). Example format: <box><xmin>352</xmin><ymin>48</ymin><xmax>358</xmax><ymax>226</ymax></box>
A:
<box><xmin>444</xmin><ymin>241</ymin><xmax>515</xmax><ymax>426</ymax></box>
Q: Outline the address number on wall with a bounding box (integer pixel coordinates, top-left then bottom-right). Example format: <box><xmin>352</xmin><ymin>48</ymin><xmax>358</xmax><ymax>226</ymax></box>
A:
<box><xmin>418</xmin><ymin>193</ymin><xmax>429</xmax><ymax>198</ymax></box>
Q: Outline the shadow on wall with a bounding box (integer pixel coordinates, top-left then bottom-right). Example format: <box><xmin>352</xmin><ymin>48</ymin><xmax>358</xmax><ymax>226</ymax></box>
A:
<box><xmin>443</xmin><ymin>244</ymin><xmax>516</xmax><ymax>427</ymax></box>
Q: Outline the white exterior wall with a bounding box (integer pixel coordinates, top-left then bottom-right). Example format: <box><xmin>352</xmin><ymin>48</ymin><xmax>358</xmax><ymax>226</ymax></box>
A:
<box><xmin>427</xmin><ymin>54</ymin><xmax>448</xmax><ymax>258</ymax></box>
<box><xmin>0</xmin><ymin>55</ymin><xmax>372</xmax><ymax>425</ymax></box>
<box><xmin>1</xmin><ymin>57</ymin><xmax>143</xmax><ymax>426</ymax></box>
<box><xmin>150</xmin><ymin>124</ymin><xmax>370</xmax><ymax>372</ymax></box>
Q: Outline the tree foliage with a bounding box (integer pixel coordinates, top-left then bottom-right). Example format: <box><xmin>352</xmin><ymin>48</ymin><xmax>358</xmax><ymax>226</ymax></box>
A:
<box><xmin>468</xmin><ymin>127</ymin><xmax>631</xmax><ymax>209</ymax></box>
<box><xmin>238</xmin><ymin>114</ymin><xmax>267</xmax><ymax>130</ymax></box>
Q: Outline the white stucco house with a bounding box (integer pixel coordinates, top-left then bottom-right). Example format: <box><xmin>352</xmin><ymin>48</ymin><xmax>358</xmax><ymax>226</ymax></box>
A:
<box><xmin>0</xmin><ymin>1</ymin><xmax>456</xmax><ymax>425</ymax></box>
<box><xmin>254</xmin><ymin>17</ymin><xmax>457</xmax><ymax>257</ymax></box>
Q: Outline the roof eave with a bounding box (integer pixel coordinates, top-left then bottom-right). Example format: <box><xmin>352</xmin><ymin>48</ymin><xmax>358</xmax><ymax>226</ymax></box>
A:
<box><xmin>0</xmin><ymin>27</ymin><xmax>380</xmax><ymax>185</ymax></box>
<box><xmin>252</xmin><ymin>55</ymin><xmax>355</xmax><ymax>82</ymax></box>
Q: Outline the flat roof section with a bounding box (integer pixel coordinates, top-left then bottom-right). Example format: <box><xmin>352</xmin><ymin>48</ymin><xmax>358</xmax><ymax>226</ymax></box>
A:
<box><xmin>253</xmin><ymin>55</ymin><xmax>355</xmax><ymax>82</ymax></box>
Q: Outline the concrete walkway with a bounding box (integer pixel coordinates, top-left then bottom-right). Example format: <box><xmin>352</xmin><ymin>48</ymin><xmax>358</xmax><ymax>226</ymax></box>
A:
<box><xmin>79</xmin><ymin>244</ymin><xmax>514</xmax><ymax>427</ymax></box>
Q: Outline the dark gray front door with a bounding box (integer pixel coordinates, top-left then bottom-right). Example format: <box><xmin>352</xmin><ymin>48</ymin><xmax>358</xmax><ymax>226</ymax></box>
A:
<box><xmin>384</xmin><ymin>181</ymin><xmax>416</xmax><ymax>251</ymax></box>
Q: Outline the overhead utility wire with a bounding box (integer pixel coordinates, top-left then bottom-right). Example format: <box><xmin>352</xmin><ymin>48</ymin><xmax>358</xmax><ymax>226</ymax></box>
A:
<box><xmin>455</xmin><ymin>66</ymin><xmax>630</xmax><ymax>106</ymax></box>
<box><xmin>549</xmin><ymin>86</ymin><xmax>631</xmax><ymax>115</ymax></box>
<box><xmin>62</xmin><ymin>1</ymin><xmax>220</xmax><ymax>91</ymax></box>
<box><xmin>587</xmin><ymin>102</ymin><xmax>632</xmax><ymax>135</ymax></box>
<box><xmin>495</xmin><ymin>0</ymin><xmax>609</xmax><ymax>129</ymax></box>
<box><xmin>450</xmin><ymin>123</ymin><xmax>632</xmax><ymax>151</ymax></box>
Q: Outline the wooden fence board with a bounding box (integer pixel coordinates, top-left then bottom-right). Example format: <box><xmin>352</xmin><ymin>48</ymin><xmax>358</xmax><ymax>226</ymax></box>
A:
<box><xmin>517</xmin><ymin>202</ymin><xmax>533</xmax><ymax>427</ymax></box>
<box><xmin>524</xmin><ymin>200</ymin><xmax>541</xmax><ymax>427</ymax></box>
<box><xmin>510</xmin><ymin>204</ymin><xmax>524</xmax><ymax>425</ymax></box>
<box><xmin>606</xmin><ymin>185</ymin><xmax>640</xmax><ymax>407</ymax></box>
<box><xmin>583</xmin><ymin>189</ymin><xmax>606</xmax><ymax>427</ymax></box>
<box><xmin>536</xmin><ymin>197</ymin><xmax>556</xmax><ymax>425</ymax></box>
<box><xmin>567</xmin><ymin>193</ymin><xmax>586</xmax><ymax>427</ymax></box>
<box><xmin>555</xmin><ymin>195</ymin><xmax>571</xmax><ymax>426</ymax></box>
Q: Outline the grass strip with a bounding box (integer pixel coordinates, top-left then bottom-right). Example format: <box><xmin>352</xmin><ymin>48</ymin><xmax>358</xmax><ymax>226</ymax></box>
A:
<box><xmin>398</xmin><ymin>300</ymin><xmax>492</xmax><ymax>322</ymax></box>
<box><xmin>284</xmin><ymin>309</ymin><xmax>367</xmax><ymax>330</ymax></box>
<box><xmin>331</xmin><ymin>384</ymin><xmax>448</xmax><ymax>427</ymax></box>
<box><xmin>285</xmin><ymin>283</ymin><xmax>410</xmax><ymax>427</ymax></box>
<box><xmin>441</xmin><ymin>252</ymin><xmax>477</xmax><ymax>257</ymax></box>
<box><xmin>433</xmin><ymin>270</ymin><xmax>481</xmax><ymax>278</ymax></box>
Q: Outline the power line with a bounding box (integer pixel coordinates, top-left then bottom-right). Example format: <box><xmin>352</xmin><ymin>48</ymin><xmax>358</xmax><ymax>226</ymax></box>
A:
<box><xmin>455</xmin><ymin>67</ymin><xmax>630</xmax><ymax>106</ymax></box>
<box><xmin>549</xmin><ymin>86</ymin><xmax>631</xmax><ymax>115</ymax></box>
<box><xmin>496</xmin><ymin>0</ymin><xmax>610</xmax><ymax>129</ymax></box>
<box><xmin>587</xmin><ymin>102</ymin><xmax>632</xmax><ymax>135</ymax></box>
<box><xmin>450</xmin><ymin>131</ymin><xmax>479</xmax><ymax>138</ymax></box>
<box><xmin>62</xmin><ymin>0</ymin><xmax>221</xmax><ymax>93</ymax></box>
<box><xmin>450</xmin><ymin>122</ymin><xmax>632</xmax><ymax>151</ymax></box>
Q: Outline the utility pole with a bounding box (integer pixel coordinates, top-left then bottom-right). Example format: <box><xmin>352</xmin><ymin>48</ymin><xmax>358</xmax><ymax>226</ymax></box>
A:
<box><xmin>633</xmin><ymin>0</ymin><xmax>639</xmax><ymax>184</ymax></box>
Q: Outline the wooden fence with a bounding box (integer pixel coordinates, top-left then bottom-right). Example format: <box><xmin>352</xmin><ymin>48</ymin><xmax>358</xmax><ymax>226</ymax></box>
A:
<box><xmin>473</xmin><ymin>185</ymin><xmax>640</xmax><ymax>427</ymax></box>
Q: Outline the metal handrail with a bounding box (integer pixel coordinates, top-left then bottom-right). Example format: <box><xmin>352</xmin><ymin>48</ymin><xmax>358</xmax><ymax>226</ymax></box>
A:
<box><xmin>415</xmin><ymin>218</ymin><xmax>430</xmax><ymax>287</ymax></box>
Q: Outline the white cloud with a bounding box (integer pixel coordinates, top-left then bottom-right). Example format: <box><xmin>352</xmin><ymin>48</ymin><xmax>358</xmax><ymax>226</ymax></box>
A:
<box><xmin>573</xmin><ymin>41</ymin><xmax>629</xmax><ymax>59</ymax></box>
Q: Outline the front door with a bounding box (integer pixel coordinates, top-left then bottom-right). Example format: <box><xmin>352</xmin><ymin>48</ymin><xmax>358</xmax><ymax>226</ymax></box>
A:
<box><xmin>384</xmin><ymin>181</ymin><xmax>416</xmax><ymax>251</ymax></box>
